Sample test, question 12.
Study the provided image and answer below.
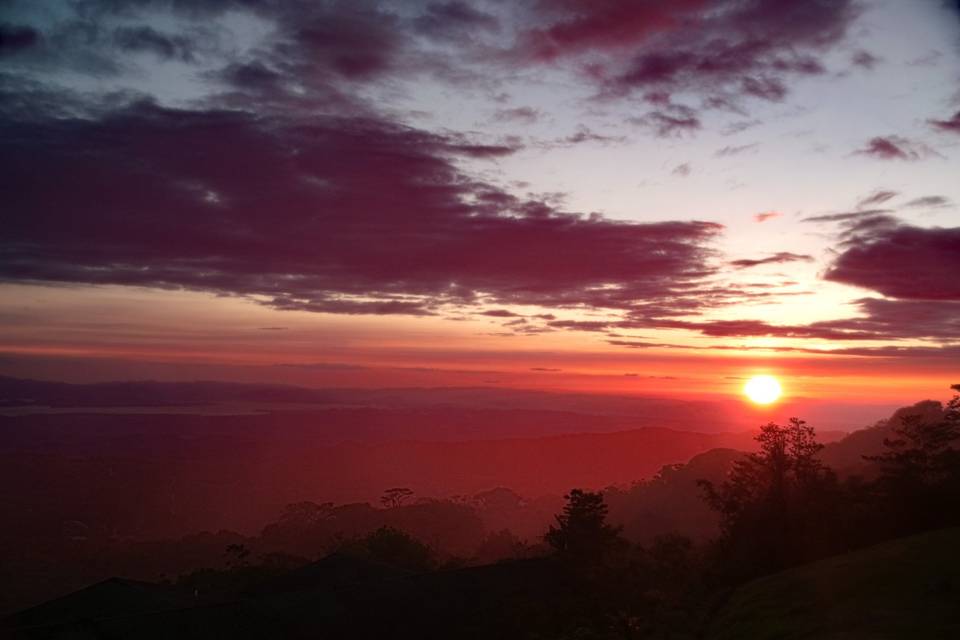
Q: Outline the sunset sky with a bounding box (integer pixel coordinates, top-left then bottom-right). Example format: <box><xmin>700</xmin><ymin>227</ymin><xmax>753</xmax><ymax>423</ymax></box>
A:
<box><xmin>1</xmin><ymin>0</ymin><xmax>958</xmax><ymax>404</ymax></box>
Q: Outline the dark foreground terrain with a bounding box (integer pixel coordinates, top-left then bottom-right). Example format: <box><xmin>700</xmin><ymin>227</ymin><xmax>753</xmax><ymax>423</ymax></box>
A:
<box><xmin>4</xmin><ymin>527</ymin><xmax>959</xmax><ymax>639</ymax></box>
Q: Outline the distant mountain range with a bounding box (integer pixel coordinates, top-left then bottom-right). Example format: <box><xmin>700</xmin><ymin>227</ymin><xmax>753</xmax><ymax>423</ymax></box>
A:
<box><xmin>0</xmin><ymin>375</ymin><xmax>897</xmax><ymax>433</ymax></box>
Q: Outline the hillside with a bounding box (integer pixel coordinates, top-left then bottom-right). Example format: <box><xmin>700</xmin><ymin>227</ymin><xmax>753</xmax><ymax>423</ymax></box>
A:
<box><xmin>0</xmin><ymin>411</ymin><xmax>770</xmax><ymax>538</ymax></box>
<box><xmin>706</xmin><ymin>527</ymin><xmax>960</xmax><ymax>639</ymax></box>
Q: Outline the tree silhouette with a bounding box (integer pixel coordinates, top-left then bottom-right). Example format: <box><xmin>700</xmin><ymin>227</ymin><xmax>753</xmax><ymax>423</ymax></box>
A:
<box><xmin>380</xmin><ymin>487</ymin><xmax>414</xmax><ymax>509</ymax></box>
<box><xmin>867</xmin><ymin>385</ymin><xmax>960</xmax><ymax>485</ymax></box>
<box><xmin>344</xmin><ymin>526</ymin><xmax>436</xmax><ymax>572</ymax></box>
<box><xmin>545</xmin><ymin>489</ymin><xmax>625</xmax><ymax>565</ymax></box>
<box><xmin>279</xmin><ymin>501</ymin><xmax>334</xmax><ymax>526</ymax></box>
<box><xmin>224</xmin><ymin>543</ymin><xmax>251</xmax><ymax>569</ymax></box>
<box><xmin>865</xmin><ymin>384</ymin><xmax>960</xmax><ymax>532</ymax></box>
<box><xmin>699</xmin><ymin>418</ymin><xmax>838</xmax><ymax>575</ymax></box>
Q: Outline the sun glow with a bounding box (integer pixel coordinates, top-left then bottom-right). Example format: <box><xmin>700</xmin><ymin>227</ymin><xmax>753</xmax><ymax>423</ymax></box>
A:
<box><xmin>744</xmin><ymin>375</ymin><xmax>782</xmax><ymax>405</ymax></box>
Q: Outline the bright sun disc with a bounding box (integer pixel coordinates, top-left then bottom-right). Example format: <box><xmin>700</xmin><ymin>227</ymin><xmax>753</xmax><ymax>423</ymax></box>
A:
<box><xmin>744</xmin><ymin>375</ymin><xmax>782</xmax><ymax>404</ymax></box>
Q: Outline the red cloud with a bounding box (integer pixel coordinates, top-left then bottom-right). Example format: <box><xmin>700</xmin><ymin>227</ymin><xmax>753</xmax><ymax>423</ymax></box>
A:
<box><xmin>753</xmin><ymin>211</ymin><xmax>781</xmax><ymax>223</ymax></box>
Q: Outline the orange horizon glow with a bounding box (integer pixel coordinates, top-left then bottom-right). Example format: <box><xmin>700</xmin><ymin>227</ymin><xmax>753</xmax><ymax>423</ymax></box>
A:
<box><xmin>0</xmin><ymin>283</ymin><xmax>956</xmax><ymax>409</ymax></box>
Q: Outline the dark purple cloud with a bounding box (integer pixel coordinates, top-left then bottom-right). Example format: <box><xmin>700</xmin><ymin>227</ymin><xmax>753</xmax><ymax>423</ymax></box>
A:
<box><xmin>824</xmin><ymin>221</ymin><xmax>960</xmax><ymax>301</ymax></box>
<box><xmin>715</xmin><ymin>143</ymin><xmax>758</xmax><ymax>157</ymax></box>
<box><xmin>493</xmin><ymin>107</ymin><xmax>541</xmax><ymax>124</ymax></box>
<box><xmin>722</xmin><ymin>119</ymin><xmax>762</xmax><ymax>135</ymax></box>
<box><xmin>902</xmin><ymin>195</ymin><xmax>952</xmax><ymax>209</ymax></box>
<box><xmin>0</xmin><ymin>101</ymin><xmax>723</xmax><ymax>317</ymax></box>
<box><xmin>548</xmin><ymin>320</ymin><xmax>618</xmax><ymax>332</ymax></box>
<box><xmin>4</xmin><ymin>0</ymin><xmax>863</xmax><ymax>140</ymax></box>
<box><xmin>801</xmin><ymin>209</ymin><xmax>893</xmax><ymax>224</ymax></box>
<box><xmin>562</xmin><ymin>127</ymin><xmax>624</xmax><ymax>145</ymax></box>
<box><xmin>729</xmin><ymin>252</ymin><xmax>814</xmax><ymax>269</ymax></box>
<box><xmin>522</xmin><ymin>0</ymin><xmax>857</xmax><ymax>109</ymax></box>
<box><xmin>854</xmin><ymin>136</ymin><xmax>935</xmax><ymax>161</ymax></box>
<box><xmin>446</xmin><ymin>141</ymin><xmax>522</xmax><ymax>157</ymax></box>
<box><xmin>618</xmin><ymin>342</ymin><xmax>960</xmax><ymax>359</ymax></box>
<box><xmin>413</xmin><ymin>2</ymin><xmax>500</xmax><ymax>39</ymax></box>
<box><xmin>608</xmin><ymin>340</ymin><xmax>681</xmax><ymax>349</ymax></box>
<box><xmin>636</xmin><ymin>296</ymin><xmax>960</xmax><ymax>343</ymax></box>
<box><xmin>856</xmin><ymin>190</ymin><xmax>898</xmax><ymax>208</ymax></box>
<box><xmin>929</xmin><ymin>110</ymin><xmax>960</xmax><ymax>134</ymax></box>
<box><xmin>820</xmin><ymin>298</ymin><xmax>960</xmax><ymax>341</ymax></box>
<box><xmin>850</xmin><ymin>49</ymin><xmax>880</xmax><ymax>69</ymax></box>
<box><xmin>740</xmin><ymin>75</ymin><xmax>787</xmax><ymax>101</ymax></box>
<box><xmin>808</xmin><ymin>344</ymin><xmax>960</xmax><ymax>359</ymax></box>
<box><xmin>634</xmin><ymin>106</ymin><xmax>701</xmax><ymax>136</ymax></box>
<box><xmin>660</xmin><ymin>318</ymin><xmax>879</xmax><ymax>341</ymax></box>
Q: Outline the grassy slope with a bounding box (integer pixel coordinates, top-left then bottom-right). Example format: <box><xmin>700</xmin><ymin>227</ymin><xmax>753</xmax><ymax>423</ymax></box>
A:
<box><xmin>707</xmin><ymin>527</ymin><xmax>960</xmax><ymax>640</ymax></box>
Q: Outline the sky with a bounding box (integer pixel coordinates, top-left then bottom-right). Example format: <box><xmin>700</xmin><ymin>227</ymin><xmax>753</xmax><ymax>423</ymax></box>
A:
<box><xmin>1</xmin><ymin>0</ymin><xmax>959</xmax><ymax>404</ymax></box>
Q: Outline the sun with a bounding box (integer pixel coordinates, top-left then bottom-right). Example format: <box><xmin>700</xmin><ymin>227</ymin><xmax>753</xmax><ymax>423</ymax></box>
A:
<box><xmin>744</xmin><ymin>375</ymin><xmax>782</xmax><ymax>405</ymax></box>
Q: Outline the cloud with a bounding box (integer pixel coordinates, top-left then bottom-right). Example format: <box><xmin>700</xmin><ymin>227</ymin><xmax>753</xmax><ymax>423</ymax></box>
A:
<box><xmin>285</xmin><ymin>3</ymin><xmax>406</xmax><ymax>81</ymax></box>
<box><xmin>817</xmin><ymin>299</ymin><xmax>960</xmax><ymax>342</ymax></box>
<box><xmin>548</xmin><ymin>320</ymin><xmax>618</xmax><ymax>332</ymax></box>
<box><xmin>4</xmin><ymin>0</ymin><xmax>863</xmax><ymax>144</ymax></box>
<box><xmin>722</xmin><ymin>119</ymin><xmax>762</xmax><ymax>135</ymax></box>
<box><xmin>806</xmin><ymin>344</ymin><xmax>960</xmax><ymax>359</ymax></box>
<box><xmin>0</xmin><ymin>100</ymin><xmax>723</xmax><ymax>319</ymax></box>
<box><xmin>608</xmin><ymin>340</ymin><xmax>680</xmax><ymax>349</ymax></box>
<box><xmin>562</xmin><ymin>126</ymin><xmax>624</xmax><ymax>145</ymax></box>
<box><xmin>753</xmin><ymin>211</ymin><xmax>781</xmax><ymax>223</ymax></box>
<box><xmin>929</xmin><ymin>110</ymin><xmax>960</xmax><ymax>134</ymax></box>
<box><xmin>634</xmin><ymin>106</ymin><xmax>701</xmax><ymax>137</ymax></box>
<box><xmin>639</xmin><ymin>342</ymin><xmax>960</xmax><ymax>358</ymax></box>
<box><xmin>715</xmin><ymin>143</ymin><xmax>758</xmax><ymax>157</ymax></box>
<box><xmin>729</xmin><ymin>252</ymin><xmax>814</xmax><ymax>269</ymax></box>
<box><xmin>493</xmin><ymin>107</ymin><xmax>541</xmax><ymax>124</ymax></box>
<box><xmin>850</xmin><ymin>49</ymin><xmax>880</xmax><ymax>69</ymax></box>
<box><xmin>801</xmin><ymin>209</ymin><xmax>893</xmax><ymax>224</ymax></box>
<box><xmin>648</xmin><ymin>298</ymin><xmax>960</xmax><ymax>342</ymax></box>
<box><xmin>679</xmin><ymin>319</ymin><xmax>876</xmax><ymax>341</ymax></box>
<box><xmin>0</xmin><ymin>23</ymin><xmax>40</xmax><ymax>55</ymax></box>
<box><xmin>824</xmin><ymin>220</ymin><xmax>960</xmax><ymax>301</ymax></box>
<box><xmin>445</xmin><ymin>141</ymin><xmax>522</xmax><ymax>157</ymax></box>
<box><xmin>902</xmin><ymin>196</ymin><xmax>953</xmax><ymax>209</ymax></box>
<box><xmin>112</xmin><ymin>26</ymin><xmax>197</xmax><ymax>62</ymax></box>
<box><xmin>856</xmin><ymin>190</ymin><xmax>898</xmax><ymax>208</ymax></box>
<box><xmin>739</xmin><ymin>75</ymin><xmax>787</xmax><ymax>101</ymax></box>
<box><xmin>853</xmin><ymin>136</ymin><xmax>936</xmax><ymax>161</ymax></box>
<box><xmin>672</xmin><ymin>163</ymin><xmax>692</xmax><ymax>177</ymax></box>
<box><xmin>413</xmin><ymin>2</ymin><xmax>500</xmax><ymax>39</ymax></box>
<box><xmin>521</xmin><ymin>0</ymin><xmax>858</xmax><ymax>111</ymax></box>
